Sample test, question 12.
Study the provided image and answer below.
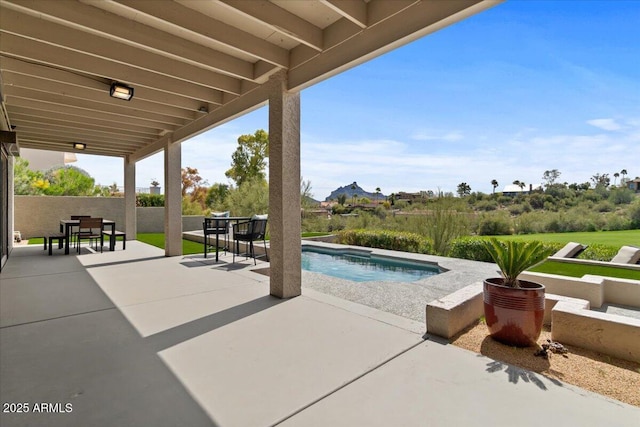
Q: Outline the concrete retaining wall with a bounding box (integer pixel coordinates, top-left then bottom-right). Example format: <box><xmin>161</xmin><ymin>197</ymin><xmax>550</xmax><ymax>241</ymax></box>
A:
<box><xmin>552</xmin><ymin>302</ymin><xmax>640</xmax><ymax>363</ymax></box>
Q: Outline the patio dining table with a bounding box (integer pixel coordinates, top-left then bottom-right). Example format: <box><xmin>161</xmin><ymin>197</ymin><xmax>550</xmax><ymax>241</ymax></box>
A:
<box><xmin>60</xmin><ymin>219</ymin><xmax>116</xmax><ymax>255</ymax></box>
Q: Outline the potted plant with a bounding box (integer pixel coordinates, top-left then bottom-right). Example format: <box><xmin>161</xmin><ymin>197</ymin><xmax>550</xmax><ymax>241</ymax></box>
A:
<box><xmin>481</xmin><ymin>238</ymin><xmax>549</xmax><ymax>347</ymax></box>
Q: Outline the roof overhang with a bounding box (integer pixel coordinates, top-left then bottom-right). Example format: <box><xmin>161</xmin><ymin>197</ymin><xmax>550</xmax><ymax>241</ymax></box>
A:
<box><xmin>0</xmin><ymin>0</ymin><xmax>501</xmax><ymax>161</ymax></box>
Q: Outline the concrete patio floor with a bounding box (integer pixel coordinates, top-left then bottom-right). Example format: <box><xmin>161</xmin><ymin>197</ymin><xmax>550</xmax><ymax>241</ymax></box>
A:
<box><xmin>1</xmin><ymin>242</ymin><xmax>638</xmax><ymax>426</ymax></box>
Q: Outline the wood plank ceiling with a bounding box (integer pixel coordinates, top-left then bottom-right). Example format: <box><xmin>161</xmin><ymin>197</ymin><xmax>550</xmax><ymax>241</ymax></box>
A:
<box><xmin>0</xmin><ymin>0</ymin><xmax>498</xmax><ymax>161</ymax></box>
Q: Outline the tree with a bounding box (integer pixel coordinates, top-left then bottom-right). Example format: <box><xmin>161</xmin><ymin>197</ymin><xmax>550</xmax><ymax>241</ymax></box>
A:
<box><xmin>337</xmin><ymin>194</ymin><xmax>347</xmax><ymax>205</ymax></box>
<box><xmin>457</xmin><ymin>182</ymin><xmax>471</xmax><ymax>197</ymax></box>
<box><xmin>14</xmin><ymin>158</ymin><xmax>46</xmax><ymax>195</ymax></box>
<box><xmin>351</xmin><ymin>183</ymin><xmax>357</xmax><ymax>205</ymax></box>
<box><xmin>513</xmin><ymin>180</ymin><xmax>526</xmax><ymax>190</ymax></box>
<box><xmin>590</xmin><ymin>173</ymin><xmax>610</xmax><ymax>189</ymax></box>
<box><xmin>43</xmin><ymin>165</ymin><xmax>95</xmax><ymax>196</ymax></box>
<box><xmin>206</xmin><ymin>183</ymin><xmax>230</xmax><ymax>209</ymax></box>
<box><xmin>613</xmin><ymin>172</ymin><xmax>620</xmax><ymax>186</ymax></box>
<box><xmin>375</xmin><ymin>187</ymin><xmax>381</xmax><ymax>204</ymax></box>
<box><xmin>181</xmin><ymin>167</ymin><xmax>206</xmax><ymax>196</ymax></box>
<box><xmin>542</xmin><ymin>169</ymin><xmax>561</xmax><ymax>187</ymax></box>
<box><xmin>301</xmin><ymin>177</ymin><xmax>314</xmax><ymax>210</ymax></box>
<box><xmin>621</xmin><ymin>169</ymin><xmax>628</xmax><ymax>185</ymax></box>
<box><xmin>491</xmin><ymin>179</ymin><xmax>498</xmax><ymax>194</ymax></box>
<box><xmin>225</xmin><ymin>129</ymin><xmax>269</xmax><ymax>186</ymax></box>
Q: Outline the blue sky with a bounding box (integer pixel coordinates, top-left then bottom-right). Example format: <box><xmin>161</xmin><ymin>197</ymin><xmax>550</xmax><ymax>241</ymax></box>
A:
<box><xmin>74</xmin><ymin>0</ymin><xmax>640</xmax><ymax>200</ymax></box>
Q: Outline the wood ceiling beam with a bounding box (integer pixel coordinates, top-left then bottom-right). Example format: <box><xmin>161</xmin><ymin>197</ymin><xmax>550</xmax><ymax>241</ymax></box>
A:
<box><xmin>7</xmin><ymin>106</ymin><xmax>163</xmax><ymax>137</ymax></box>
<box><xmin>0</xmin><ymin>7</ymin><xmax>243</xmax><ymax>95</ymax></box>
<box><xmin>0</xmin><ymin>34</ymin><xmax>225</xmax><ymax>105</ymax></box>
<box><xmin>219</xmin><ymin>0</ymin><xmax>323</xmax><ymax>51</ymax></box>
<box><xmin>110</xmin><ymin>0</ymin><xmax>289</xmax><ymax>68</ymax></box>
<box><xmin>3</xmin><ymin>0</ymin><xmax>256</xmax><ymax>81</ymax></box>
<box><xmin>12</xmin><ymin>120</ymin><xmax>154</xmax><ymax>145</ymax></box>
<box><xmin>4</xmin><ymin>86</ymin><xmax>189</xmax><ymax>127</ymax></box>
<box><xmin>1</xmin><ymin>57</ymin><xmax>214</xmax><ymax>112</ymax></box>
<box><xmin>3</xmin><ymin>72</ymin><xmax>197</xmax><ymax>121</ymax></box>
<box><xmin>6</xmin><ymin>97</ymin><xmax>180</xmax><ymax>132</ymax></box>
<box><xmin>321</xmin><ymin>0</ymin><xmax>367</xmax><ymax>28</ymax></box>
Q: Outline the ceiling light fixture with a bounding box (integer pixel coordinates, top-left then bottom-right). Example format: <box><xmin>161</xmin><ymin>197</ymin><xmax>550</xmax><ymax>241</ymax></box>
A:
<box><xmin>110</xmin><ymin>82</ymin><xmax>134</xmax><ymax>101</ymax></box>
<box><xmin>73</xmin><ymin>142</ymin><xmax>86</xmax><ymax>150</ymax></box>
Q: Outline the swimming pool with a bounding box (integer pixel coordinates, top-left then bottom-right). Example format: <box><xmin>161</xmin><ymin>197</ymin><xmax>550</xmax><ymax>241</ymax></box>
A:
<box><xmin>301</xmin><ymin>247</ymin><xmax>440</xmax><ymax>283</ymax></box>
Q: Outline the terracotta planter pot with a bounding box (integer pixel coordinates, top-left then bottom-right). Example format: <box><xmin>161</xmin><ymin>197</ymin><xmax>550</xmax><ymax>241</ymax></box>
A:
<box><xmin>483</xmin><ymin>278</ymin><xmax>545</xmax><ymax>347</ymax></box>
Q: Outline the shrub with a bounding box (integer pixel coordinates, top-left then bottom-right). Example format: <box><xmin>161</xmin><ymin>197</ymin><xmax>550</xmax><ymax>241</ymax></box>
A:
<box><xmin>579</xmin><ymin>244</ymin><xmax>619</xmax><ymax>262</ymax></box>
<box><xmin>475</xmin><ymin>200</ymin><xmax>498</xmax><ymax>211</ymax></box>
<box><xmin>448</xmin><ymin>237</ymin><xmax>493</xmax><ymax>262</ymax></box>
<box><xmin>137</xmin><ymin>193</ymin><xmax>164</xmax><ymax>207</ymax></box>
<box><xmin>337</xmin><ymin>229</ymin><xmax>433</xmax><ymax>254</ymax></box>
<box><xmin>476</xmin><ymin>212</ymin><xmax>512</xmax><ymax>235</ymax></box>
<box><xmin>629</xmin><ymin>200</ymin><xmax>640</xmax><ymax>229</ymax></box>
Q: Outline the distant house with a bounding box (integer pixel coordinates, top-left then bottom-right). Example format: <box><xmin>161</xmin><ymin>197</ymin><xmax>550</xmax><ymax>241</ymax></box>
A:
<box><xmin>627</xmin><ymin>178</ymin><xmax>640</xmax><ymax>193</ymax></box>
<box><xmin>502</xmin><ymin>183</ymin><xmax>542</xmax><ymax>197</ymax></box>
<box><xmin>20</xmin><ymin>148</ymin><xmax>77</xmax><ymax>171</ymax></box>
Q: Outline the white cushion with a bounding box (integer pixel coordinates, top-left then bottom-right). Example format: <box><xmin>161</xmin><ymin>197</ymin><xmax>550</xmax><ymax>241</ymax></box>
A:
<box><xmin>552</xmin><ymin>242</ymin><xmax>585</xmax><ymax>258</ymax></box>
<box><xmin>211</xmin><ymin>211</ymin><xmax>230</xmax><ymax>218</ymax></box>
<box><xmin>610</xmin><ymin>246</ymin><xmax>640</xmax><ymax>264</ymax></box>
<box><xmin>252</xmin><ymin>214</ymin><xmax>268</xmax><ymax>220</ymax></box>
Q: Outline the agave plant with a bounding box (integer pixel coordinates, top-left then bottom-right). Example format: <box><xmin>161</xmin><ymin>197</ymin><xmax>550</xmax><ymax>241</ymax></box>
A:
<box><xmin>481</xmin><ymin>238</ymin><xmax>548</xmax><ymax>288</ymax></box>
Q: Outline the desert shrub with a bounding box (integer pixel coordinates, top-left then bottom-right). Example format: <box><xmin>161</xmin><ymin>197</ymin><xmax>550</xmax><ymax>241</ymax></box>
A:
<box><xmin>609</xmin><ymin>188</ymin><xmax>634</xmax><ymax>205</ymax></box>
<box><xmin>337</xmin><ymin>229</ymin><xmax>433</xmax><ymax>254</ymax></box>
<box><xmin>513</xmin><ymin>211</ymin><xmax>547</xmax><ymax>234</ymax></box>
<box><xmin>629</xmin><ymin>200</ymin><xmax>640</xmax><ymax>229</ymax></box>
<box><xmin>475</xmin><ymin>199</ymin><xmax>498</xmax><ymax>211</ymax></box>
<box><xmin>594</xmin><ymin>201</ymin><xmax>614</xmax><ymax>212</ymax></box>
<box><xmin>476</xmin><ymin>212</ymin><xmax>512</xmax><ymax>235</ymax></box>
<box><xmin>601</xmin><ymin>211</ymin><xmax>631</xmax><ymax>231</ymax></box>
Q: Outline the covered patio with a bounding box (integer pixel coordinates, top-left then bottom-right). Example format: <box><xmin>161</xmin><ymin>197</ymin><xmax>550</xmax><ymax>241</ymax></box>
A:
<box><xmin>1</xmin><ymin>0</ymin><xmax>501</xmax><ymax>298</ymax></box>
<box><xmin>2</xmin><ymin>242</ymin><xmax>637</xmax><ymax>426</ymax></box>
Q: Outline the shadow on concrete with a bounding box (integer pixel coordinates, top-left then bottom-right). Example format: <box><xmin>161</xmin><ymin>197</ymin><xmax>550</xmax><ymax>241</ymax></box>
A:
<box><xmin>146</xmin><ymin>295</ymin><xmax>286</xmax><ymax>352</ymax></box>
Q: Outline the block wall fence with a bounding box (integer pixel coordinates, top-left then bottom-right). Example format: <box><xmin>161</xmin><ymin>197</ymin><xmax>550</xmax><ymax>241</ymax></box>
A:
<box><xmin>15</xmin><ymin>196</ymin><xmax>203</xmax><ymax>239</ymax></box>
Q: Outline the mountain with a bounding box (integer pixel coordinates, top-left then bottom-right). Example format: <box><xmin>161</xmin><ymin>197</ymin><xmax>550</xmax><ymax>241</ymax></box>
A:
<box><xmin>324</xmin><ymin>182</ymin><xmax>386</xmax><ymax>202</ymax></box>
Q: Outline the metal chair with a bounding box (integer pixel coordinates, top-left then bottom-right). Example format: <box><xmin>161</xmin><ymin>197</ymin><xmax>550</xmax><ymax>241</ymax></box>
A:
<box><xmin>70</xmin><ymin>215</ymin><xmax>90</xmax><ymax>249</ymax></box>
<box><xmin>76</xmin><ymin>217</ymin><xmax>103</xmax><ymax>253</ymax></box>
<box><xmin>203</xmin><ymin>217</ymin><xmax>229</xmax><ymax>261</ymax></box>
<box><xmin>232</xmin><ymin>217</ymin><xmax>268</xmax><ymax>265</ymax></box>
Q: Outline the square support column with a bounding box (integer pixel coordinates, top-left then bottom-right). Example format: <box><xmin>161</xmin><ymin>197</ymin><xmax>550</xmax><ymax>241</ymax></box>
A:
<box><xmin>124</xmin><ymin>156</ymin><xmax>136</xmax><ymax>240</ymax></box>
<box><xmin>164</xmin><ymin>138</ymin><xmax>182</xmax><ymax>256</ymax></box>
<box><xmin>269</xmin><ymin>71</ymin><xmax>301</xmax><ymax>298</ymax></box>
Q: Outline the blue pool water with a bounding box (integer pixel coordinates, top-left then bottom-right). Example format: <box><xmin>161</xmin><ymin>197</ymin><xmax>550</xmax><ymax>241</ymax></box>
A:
<box><xmin>301</xmin><ymin>247</ymin><xmax>440</xmax><ymax>283</ymax></box>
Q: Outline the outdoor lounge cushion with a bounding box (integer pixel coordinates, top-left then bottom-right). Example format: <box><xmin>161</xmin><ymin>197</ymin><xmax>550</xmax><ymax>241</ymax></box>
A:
<box><xmin>552</xmin><ymin>242</ymin><xmax>587</xmax><ymax>258</ymax></box>
<box><xmin>212</xmin><ymin>211</ymin><xmax>230</xmax><ymax>217</ymax></box>
<box><xmin>610</xmin><ymin>246</ymin><xmax>640</xmax><ymax>264</ymax></box>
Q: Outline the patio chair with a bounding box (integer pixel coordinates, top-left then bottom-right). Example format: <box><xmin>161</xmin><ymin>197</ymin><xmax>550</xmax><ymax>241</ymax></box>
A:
<box><xmin>232</xmin><ymin>216</ymin><xmax>268</xmax><ymax>265</ymax></box>
<box><xmin>70</xmin><ymin>215</ymin><xmax>90</xmax><ymax>249</ymax></box>
<box><xmin>551</xmin><ymin>242</ymin><xmax>587</xmax><ymax>258</ymax></box>
<box><xmin>203</xmin><ymin>213</ymin><xmax>229</xmax><ymax>260</ymax></box>
<box><xmin>76</xmin><ymin>217</ymin><xmax>103</xmax><ymax>253</ymax></box>
<box><xmin>610</xmin><ymin>246</ymin><xmax>640</xmax><ymax>264</ymax></box>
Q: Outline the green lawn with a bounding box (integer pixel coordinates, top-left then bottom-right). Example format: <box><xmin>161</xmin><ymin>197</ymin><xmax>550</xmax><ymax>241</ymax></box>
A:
<box><xmin>136</xmin><ymin>233</ymin><xmax>204</xmax><ymax>255</ymax></box>
<box><xmin>530</xmin><ymin>260</ymin><xmax>640</xmax><ymax>281</ymax></box>
<box><xmin>494</xmin><ymin>229</ymin><xmax>640</xmax><ymax>247</ymax></box>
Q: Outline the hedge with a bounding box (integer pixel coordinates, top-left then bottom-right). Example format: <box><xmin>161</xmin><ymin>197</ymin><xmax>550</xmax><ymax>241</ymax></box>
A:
<box><xmin>337</xmin><ymin>229</ymin><xmax>433</xmax><ymax>254</ymax></box>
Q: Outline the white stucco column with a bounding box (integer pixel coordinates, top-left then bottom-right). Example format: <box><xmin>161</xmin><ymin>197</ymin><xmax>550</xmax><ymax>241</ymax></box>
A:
<box><xmin>124</xmin><ymin>156</ymin><xmax>136</xmax><ymax>240</ymax></box>
<box><xmin>164</xmin><ymin>138</ymin><xmax>182</xmax><ymax>256</ymax></box>
<box><xmin>269</xmin><ymin>71</ymin><xmax>301</xmax><ymax>298</ymax></box>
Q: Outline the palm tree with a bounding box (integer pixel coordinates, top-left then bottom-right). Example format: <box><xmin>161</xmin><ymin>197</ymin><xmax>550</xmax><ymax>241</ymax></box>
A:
<box><xmin>491</xmin><ymin>179</ymin><xmax>498</xmax><ymax>194</ymax></box>
<box><xmin>613</xmin><ymin>172</ymin><xmax>620</xmax><ymax>186</ymax></box>
<box><xmin>513</xmin><ymin>180</ymin><xmax>525</xmax><ymax>191</ymax></box>
<box><xmin>375</xmin><ymin>187</ymin><xmax>381</xmax><ymax>204</ymax></box>
<box><xmin>350</xmin><ymin>184</ymin><xmax>357</xmax><ymax>206</ymax></box>
<box><xmin>621</xmin><ymin>169</ymin><xmax>628</xmax><ymax>185</ymax></box>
